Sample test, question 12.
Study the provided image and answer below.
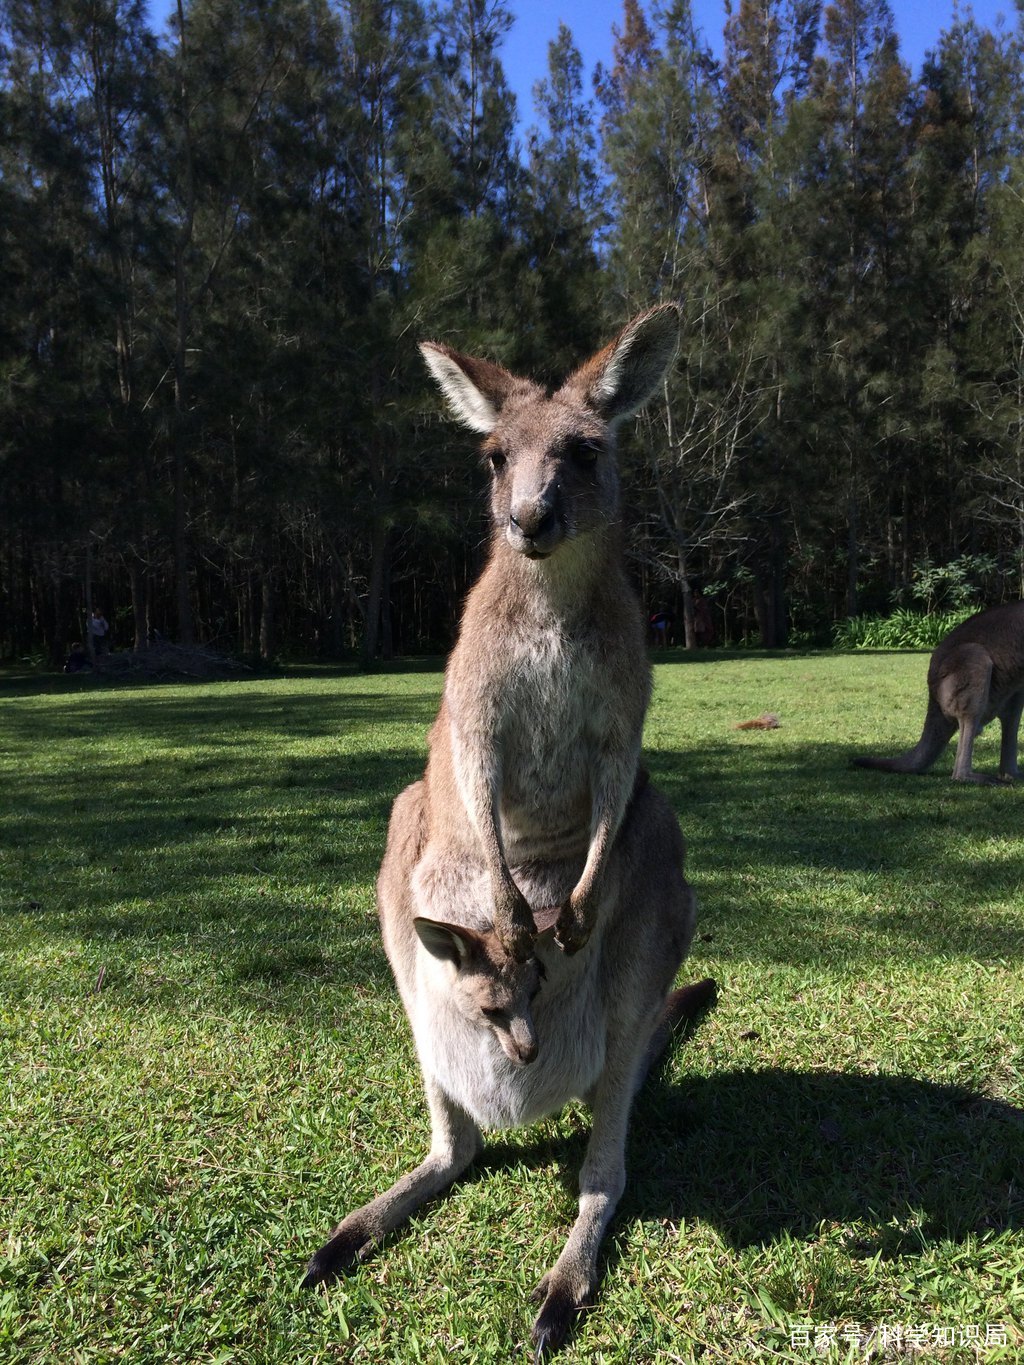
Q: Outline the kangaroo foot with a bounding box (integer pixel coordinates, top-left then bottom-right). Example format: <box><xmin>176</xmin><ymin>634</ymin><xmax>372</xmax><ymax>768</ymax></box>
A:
<box><xmin>300</xmin><ymin>1215</ymin><xmax>375</xmax><ymax>1288</ymax></box>
<box><xmin>954</xmin><ymin>770</ymin><xmax>1010</xmax><ymax>786</ymax></box>
<box><xmin>530</xmin><ymin>1271</ymin><xmax>588</xmax><ymax>1359</ymax></box>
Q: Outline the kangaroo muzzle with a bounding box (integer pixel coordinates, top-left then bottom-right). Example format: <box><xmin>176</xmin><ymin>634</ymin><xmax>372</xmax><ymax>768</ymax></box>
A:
<box><xmin>507</xmin><ymin>494</ymin><xmax>562</xmax><ymax>558</ymax></box>
<box><xmin>501</xmin><ymin>1017</ymin><xmax>539</xmax><ymax>1066</ymax></box>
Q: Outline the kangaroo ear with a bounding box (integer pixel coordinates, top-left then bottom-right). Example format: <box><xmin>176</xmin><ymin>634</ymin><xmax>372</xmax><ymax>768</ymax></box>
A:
<box><xmin>563</xmin><ymin>304</ymin><xmax>680</xmax><ymax>423</ymax></box>
<box><xmin>531</xmin><ymin>904</ymin><xmax>562</xmax><ymax>939</ymax></box>
<box><xmin>414</xmin><ymin>916</ymin><xmax>481</xmax><ymax>967</ymax></box>
<box><xmin>419</xmin><ymin>343</ymin><xmax>520</xmax><ymax>434</ymax></box>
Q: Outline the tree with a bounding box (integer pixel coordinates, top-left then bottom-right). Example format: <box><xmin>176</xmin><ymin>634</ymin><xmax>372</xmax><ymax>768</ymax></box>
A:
<box><xmin>0</xmin><ymin>0</ymin><xmax>148</xmax><ymax>659</ymax></box>
<box><xmin>801</xmin><ymin>0</ymin><xmax>915</xmax><ymax>617</ymax></box>
<box><xmin>524</xmin><ymin>23</ymin><xmax>606</xmax><ymax>373</ymax></box>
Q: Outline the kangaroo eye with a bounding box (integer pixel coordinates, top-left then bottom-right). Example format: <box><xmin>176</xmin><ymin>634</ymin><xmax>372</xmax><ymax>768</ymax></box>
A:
<box><xmin>569</xmin><ymin>439</ymin><xmax>601</xmax><ymax>466</ymax></box>
<box><xmin>488</xmin><ymin>449</ymin><xmax>507</xmax><ymax>472</ymax></box>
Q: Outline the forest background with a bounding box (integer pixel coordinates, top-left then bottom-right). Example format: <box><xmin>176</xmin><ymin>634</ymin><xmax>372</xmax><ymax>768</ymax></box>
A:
<box><xmin>3</xmin><ymin>0</ymin><xmax>1024</xmax><ymax>665</ymax></box>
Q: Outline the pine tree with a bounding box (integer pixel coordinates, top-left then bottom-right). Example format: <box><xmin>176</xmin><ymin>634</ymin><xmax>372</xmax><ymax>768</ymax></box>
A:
<box><xmin>0</xmin><ymin>0</ymin><xmax>153</xmax><ymax>658</ymax></box>
<box><xmin>600</xmin><ymin>0</ymin><xmax>768</xmax><ymax>646</ymax></box>
<box><xmin>715</xmin><ymin>0</ymin><xmax>826</xmax><ymax>643</ymax></box>
<box><xmin>524</xmin><ymin>22</ymin><xmax>605</xmax><ymax>374</ymax></box>
<box><xmin>803</xmin><ymin>0</ymin><xmax>914</xmax><ymax>617</ymax></box>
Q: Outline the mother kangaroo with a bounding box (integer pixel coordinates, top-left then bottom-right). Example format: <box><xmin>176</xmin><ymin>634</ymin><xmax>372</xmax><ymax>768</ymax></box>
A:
<box><xmin>302</xmin><ymin>307</ymin><xmax>712</xmax><ymax>1358</ymax></box>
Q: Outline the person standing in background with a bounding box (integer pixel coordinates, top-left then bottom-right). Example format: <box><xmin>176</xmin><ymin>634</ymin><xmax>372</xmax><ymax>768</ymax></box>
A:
<box><xmin>88</xmin><ymin>608</ymin><xmax>110</xmax><ymax>656</ymax></box>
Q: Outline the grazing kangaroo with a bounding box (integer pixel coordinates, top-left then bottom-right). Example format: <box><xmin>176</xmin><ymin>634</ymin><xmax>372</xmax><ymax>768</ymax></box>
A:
<box><xmin>853</xmin><ymin>601</ymin><xmax>1024</xmax><ymax>783</ymax></box>
<box><xmin>302</xmin><ymin>307</ymin><xmax>714</xmax><ymax>1356</ymax></box>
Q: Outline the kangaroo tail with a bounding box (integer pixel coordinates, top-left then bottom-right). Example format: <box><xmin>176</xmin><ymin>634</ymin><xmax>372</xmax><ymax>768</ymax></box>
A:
<box><xmin>851</xmin><ymin>698</ymin><xmax>956</xmax><ymax>775</ymax></box>
<box><xmin>640</xmin><ymin>977</ymin><xmax>717</xmax><ymax>1085</ymax></box>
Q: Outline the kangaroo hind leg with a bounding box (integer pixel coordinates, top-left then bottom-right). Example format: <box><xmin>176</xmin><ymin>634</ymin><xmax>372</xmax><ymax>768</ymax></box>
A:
<box><xmin>302</xmin><ymin>1080</ymin><xmax>481</xmax><ymax>1287</ymax></box>
<box><xmin>940</xmin><ymin>648</ymin><xmax>996</xmax><ymax>783</ymax></box>
<box><xmin>529</xmin><ymin>1056</ymin><xmax>635</xmax><ymax>1358</ymax></box>
<box><xmin>998</xmin><ymin>689</ymin><xmax>1024</xmax><ymax>780</ymax></box>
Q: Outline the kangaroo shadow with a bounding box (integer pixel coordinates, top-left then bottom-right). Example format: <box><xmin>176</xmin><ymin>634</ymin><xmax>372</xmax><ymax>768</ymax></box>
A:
<box><xmin>623</xmin><ymin>1065</ymin><xmax>1022</xmax><ymax>1253</ymax></box>
<box><xmin>355</xmin><ymin>1015</ymin><xmax>1021</xmax><ymax>1360</ymax></box>
<box><xmin>481</xmin><ymin>1018</ymin><xmax>1021</xmax><ymax>1263</ymax></box>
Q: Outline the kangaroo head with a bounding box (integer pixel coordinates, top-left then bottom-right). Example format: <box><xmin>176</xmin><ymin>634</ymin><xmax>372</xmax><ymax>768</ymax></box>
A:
<box><xmin>419</xmin><ymin>306</ymin><xmax>680</xmax><ymax>561</ymax></box>
<box><xmin>413</xmin><ymin>907</ymin><xmax>560</xmax><ymax>1066</ymax></box>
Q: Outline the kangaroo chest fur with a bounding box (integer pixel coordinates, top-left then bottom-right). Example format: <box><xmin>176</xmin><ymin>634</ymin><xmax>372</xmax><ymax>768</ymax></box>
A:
<box><xmin>493</xmin><ymin>623</ymin><xmax>609</xmax><ymax>858</ymax></box>
<box><xmin>441</xmin><ymin>558</ymin><xmax>649</xmax><ymax>868</ymax></box>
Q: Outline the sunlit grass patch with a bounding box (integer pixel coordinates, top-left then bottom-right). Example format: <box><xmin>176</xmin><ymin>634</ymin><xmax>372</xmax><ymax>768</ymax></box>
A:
<box><xmin>1</xmin><ymin>653</ymin><xmax>1022</xmax><ymax>1361</ymax></box>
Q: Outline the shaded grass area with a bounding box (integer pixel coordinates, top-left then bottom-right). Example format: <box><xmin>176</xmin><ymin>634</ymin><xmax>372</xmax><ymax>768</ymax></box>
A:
<box><xmin>2</xmin><ymin>652</ymin><xmax>1022</xmax><ymax>1362</ymax></box>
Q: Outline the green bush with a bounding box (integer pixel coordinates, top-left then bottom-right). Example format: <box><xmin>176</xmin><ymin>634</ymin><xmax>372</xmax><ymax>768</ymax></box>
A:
<box><xmin>832</xmin><ymin>606</ymin><xmax>976</xmax><ymax>650</ymax></box>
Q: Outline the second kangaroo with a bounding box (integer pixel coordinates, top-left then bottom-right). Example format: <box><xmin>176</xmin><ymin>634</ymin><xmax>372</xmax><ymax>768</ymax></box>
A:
<box><xmin>302</xmin><ymin>307</ymin><xmax>713</xmax><ymax>1355</ymax></box>
<box><xmin>853</xmin><ymin>601</ymin><xmax>1024</xmax><ymax>783</ymax></box>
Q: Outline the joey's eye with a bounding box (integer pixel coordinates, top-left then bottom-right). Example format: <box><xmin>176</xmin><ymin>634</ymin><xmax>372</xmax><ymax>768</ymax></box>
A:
<box><xmin>488</xmin><ymin>449</ymin><xmax>507</xmax><ymax>472</ymax></box>
<box><xmin>481</xmin><ymin>1006</ymin><xmax>505</xmax><ymax>1023</ymax></box>
<box><xmin>569</xmin><ymin>438</ymin><xmax>601</xmax><ymax>466</ymax></box>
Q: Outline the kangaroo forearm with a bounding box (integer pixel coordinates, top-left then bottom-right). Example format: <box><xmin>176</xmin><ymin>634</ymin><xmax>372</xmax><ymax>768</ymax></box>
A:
<box><xmin>448</xmin><ymin>721</ymin><xmax>535</xmax><ymax>951</ymax></box>
<box><xmin>558</xmin><ymin>749</ymin><xmax>639</xmax><ymax>950</ymax></box>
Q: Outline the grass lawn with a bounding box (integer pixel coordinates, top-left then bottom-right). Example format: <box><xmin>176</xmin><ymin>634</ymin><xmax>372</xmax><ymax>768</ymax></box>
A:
<box><xmin>1</xmin><ymin>650</ymin><xmax>1022</xmax><ymax>1363</ymax></box>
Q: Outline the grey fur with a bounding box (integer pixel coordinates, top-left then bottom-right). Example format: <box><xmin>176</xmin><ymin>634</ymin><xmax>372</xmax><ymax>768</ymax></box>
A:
<box><xmin>853</xmin><ymin>601</ymin><xmax>1024</xmax><ymax>783</ymax></box>
<box><xmin>301</xmin><ymin>308</ymin><xmax>714</xmax><ymax>1357</ymax></box>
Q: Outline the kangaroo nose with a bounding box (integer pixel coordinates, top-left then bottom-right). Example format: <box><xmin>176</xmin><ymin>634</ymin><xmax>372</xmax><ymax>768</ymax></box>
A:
<box><xmin>514</xmin><ymin>1038</ymin><xmax>538</xmax><ymax>1065</ymax></box>
<box><xmin>510</xmin><ymin>504</ymin><xmax>556</xmax><ymax>540</ymax></box>
<box><xmin>504</xmin><ymin>1019</ymin><xmax>539</xmax><ymax>1066</ymax></box>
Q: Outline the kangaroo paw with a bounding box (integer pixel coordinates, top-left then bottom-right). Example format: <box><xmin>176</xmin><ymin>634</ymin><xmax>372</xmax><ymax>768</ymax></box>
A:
<box><xmin>530</xmin><ymin>1272</ymin><xmax>587</xmax><ymax>1358</ymax></box>
<box><xmin>553</xmin><ymin>899</ymin><xmax>593</xmax><ymax>956</ymax></box>
<box><xmin>300</xmin><ymin>1217</ymin><xmax>374</xmax><ymax>1288</ymax></box>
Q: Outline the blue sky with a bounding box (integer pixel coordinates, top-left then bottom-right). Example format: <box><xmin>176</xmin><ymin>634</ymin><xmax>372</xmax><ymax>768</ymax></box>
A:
<box><xmin>505</xmin><ymin>0</ymin><xmax>1017</xmax><ymax>130</ymax></box>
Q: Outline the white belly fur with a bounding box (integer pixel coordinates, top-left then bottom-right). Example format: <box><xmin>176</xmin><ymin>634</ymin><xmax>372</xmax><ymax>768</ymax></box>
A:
<box><xmin>412</xmin><ymin>937</ymin><xmax>606</xmax><ymax>1130</ymax></box>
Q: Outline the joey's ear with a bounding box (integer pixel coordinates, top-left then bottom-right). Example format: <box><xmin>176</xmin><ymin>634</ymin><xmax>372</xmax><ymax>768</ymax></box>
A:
<box><xmin>419</xmin><ymin>342</ymin><xmax>519</xmax><ymax>434</ymax></box>
<box><xmin>564</xmin><ymin>304</ymin><xmax>681</xmax><ymax>423</ymax></box>
<box><xmin>532</xmin><ymin>904</ymin><xmax>562</xmax><ymax>939</ymax></box>
<box><xmin>414</xmin><ymin>916</ymin><xmax>480</xmax><ymax>967</ymax></box>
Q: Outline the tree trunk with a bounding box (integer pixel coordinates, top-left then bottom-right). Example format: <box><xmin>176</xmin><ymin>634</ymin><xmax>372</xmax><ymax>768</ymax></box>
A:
<box><xmin>677</xmin><ymin>549</ymin><xmax>696</xmax><ymax>648</ymax></box>
<box><xmin>753</xmin><ymin>567</ymin><xmax>777</xmax><ymax>648</ymax></box>
<box><xmin>845</xmin><ymin>491</ymin><xmax>859</xmax><ymax>618</ymax></box>
<box><xmin>172</xmin><ymin>0</ymin><xmax>196</xmax><ymax>647</ymax></box>
<box><xmin>259</xmin><ymin>567</ymin><xmax>275</xmax><ymax>661</ymax></box>
<box><xmin>85</xmin><ymin>543</ymin><xmax>95</xmax><ymax>663</ymax></box>
<box><xmin>126</xmin><ymin>554</ymin><xmax>148</xmax><ymax>650</ymax></box>
<box><xmin>770</xmin><ymin>512</ymin><xmax>787</xmax><ymax>648</ymax></box>
<box><xmin>172</xmin><ymin>250</ymin><xmax>195</xmax><ymax>646</ymax></box>
<box><xmin>380</xmin><ymin>550</ymin><xmax>394</xmax><ymax>660</ymax></box>
<box><xmin>362</xmin><ymin>517</ymin><xmax>389</xmax><ymax>667</ymax></box>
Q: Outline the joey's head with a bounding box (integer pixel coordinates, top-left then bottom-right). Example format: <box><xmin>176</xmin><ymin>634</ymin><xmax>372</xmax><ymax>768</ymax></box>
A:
<box><xmin>419</xmin><ymin>307</ymin><xmax>681</xmax><ymax>562</ymax></box>
<box><xmin>414</xmin><ymin>912</ymin><xmax>557</xmax><ymax>1066</ymax></box>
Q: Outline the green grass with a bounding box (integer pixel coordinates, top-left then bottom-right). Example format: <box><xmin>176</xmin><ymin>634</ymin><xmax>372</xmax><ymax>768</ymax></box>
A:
<box><xmin>2</xmin><ymin>651</ymin><xmax>1022</xmax><ymax>1363</ymax></box>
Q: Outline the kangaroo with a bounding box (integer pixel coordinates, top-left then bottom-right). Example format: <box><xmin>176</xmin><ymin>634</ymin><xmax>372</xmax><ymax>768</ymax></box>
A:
<box><xmin>302</xmin><ymin>307</ymin><xmax>714</xmax><ymax>1356</ymax></box>
<box><xmin>852</xmin><ymin>601</ymin><xmax>1024</xmax><ymax>783</ymax></box>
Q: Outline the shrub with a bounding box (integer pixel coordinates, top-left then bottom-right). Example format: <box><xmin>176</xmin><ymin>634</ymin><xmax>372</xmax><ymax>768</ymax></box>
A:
<box><xmin>832</xmin><ymin>607</ymin><xmax>976</xmax><ymax>650</ymax></box>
